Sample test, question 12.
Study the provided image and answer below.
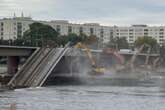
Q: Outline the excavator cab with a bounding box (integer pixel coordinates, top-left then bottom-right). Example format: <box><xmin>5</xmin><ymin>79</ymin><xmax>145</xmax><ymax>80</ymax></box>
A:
<box><xmin>74</xmin><ymin>42</ymin><xmax>106</xmax><ymax>75</ymax></box>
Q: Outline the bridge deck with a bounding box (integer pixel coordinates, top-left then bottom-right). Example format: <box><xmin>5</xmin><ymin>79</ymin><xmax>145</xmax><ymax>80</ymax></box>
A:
<box><xmin>0</xmin><ymin>45</ymin><xmax>38</xmax><ymax>56</ymax></box>
<box><xmin>8</xmin><ymin>43</ymin><xmax>70</xmax><ymax>88</ymax></box>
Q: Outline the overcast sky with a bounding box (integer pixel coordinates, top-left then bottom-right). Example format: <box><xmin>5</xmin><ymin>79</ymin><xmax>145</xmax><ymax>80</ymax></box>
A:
<box><xmin>1</xmin><ymin>0</ymin><xmax>165</xmax><ymax>26</ymax></box>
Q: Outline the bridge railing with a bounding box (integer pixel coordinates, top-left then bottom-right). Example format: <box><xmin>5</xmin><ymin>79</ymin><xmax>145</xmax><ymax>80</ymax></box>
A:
<box><xmin>0</xmin><ymin>39</ymin><xmax>58</xmax><ymax>47</ymax></box>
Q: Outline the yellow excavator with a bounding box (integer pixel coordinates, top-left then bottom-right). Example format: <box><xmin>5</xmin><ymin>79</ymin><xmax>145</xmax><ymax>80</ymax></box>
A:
<box><xmin>74</xmin><ymin>42</ymin><xmax>106</xmax><ymax>75</ymax></box>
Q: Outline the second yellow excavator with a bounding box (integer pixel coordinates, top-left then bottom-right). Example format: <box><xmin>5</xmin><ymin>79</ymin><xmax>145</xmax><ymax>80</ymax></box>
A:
<box><xmin>74</xmin><ymin>42</ymin><xmax>106</xmax><ymax>75</ymax></box>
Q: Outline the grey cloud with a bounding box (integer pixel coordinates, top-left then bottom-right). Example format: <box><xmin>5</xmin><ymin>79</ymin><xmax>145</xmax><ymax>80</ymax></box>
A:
<box><xmin>1</xmin><ymin>0</ymin><xmax>165</xmax><ymax>25</ymax></box>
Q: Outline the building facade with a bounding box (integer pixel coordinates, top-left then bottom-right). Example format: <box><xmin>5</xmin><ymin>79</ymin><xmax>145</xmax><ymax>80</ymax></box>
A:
<box><xmin>0</xmin><ymin>17</ymin><xmax>33</xmax><ymax>40</ymax></box>
<box><xmin>0</xmin><ymin>16</ymin><xmax>165</xmax><ymax>45</ymax></box>
<box><xmin>0</xmin><ymin>16</ymin><xmax>113</xmax><ymax>44</ymax></box>
<box><xmin>114</xmin><ymin>25</ymin><xmax>165</xmax><ymax>45</ymax></box>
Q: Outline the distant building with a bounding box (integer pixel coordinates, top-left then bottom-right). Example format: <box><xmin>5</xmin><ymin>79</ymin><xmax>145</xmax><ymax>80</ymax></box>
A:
<box><xmin>0</xmin><ymin>15</ymin><xmax>165</xmax><ymax>45</ymax></box>
<box><xmin>0</xmin><ymin>16</ymin><xmax>113</xmax><ymax>44</ymax></box>
<box><xmin>0</xmin><ymin>16</ymin><xmax>33</xmax><ymax>40</ymax></box>
<box><xmin>114</xmin><ymin>25</ymin><xmax>165</xmax><ymax>45</ymax></box>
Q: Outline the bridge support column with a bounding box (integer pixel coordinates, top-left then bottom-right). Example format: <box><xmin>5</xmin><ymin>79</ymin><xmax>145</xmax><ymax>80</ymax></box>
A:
<box><xmin>7</xmin><ymin>56</ymin><xmax>19</xmax><ymax>74</ymax></box>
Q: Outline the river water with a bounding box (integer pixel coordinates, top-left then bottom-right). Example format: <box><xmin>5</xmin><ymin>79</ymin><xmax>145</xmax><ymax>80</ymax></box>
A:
<box><xmin>1</xmin><ymin>78</ymin><xmax>165</xmax><ymax>110</ymax></box>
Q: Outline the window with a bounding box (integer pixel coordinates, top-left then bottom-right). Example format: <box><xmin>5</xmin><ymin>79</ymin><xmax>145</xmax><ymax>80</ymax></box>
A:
<box><xmin>90</xmin><ymin>28</ymin><xmax>94</xmax><ymax>35</ymax></box>
<box><xmin>100</xmin><ymin>29</ymin><xmax>104</xmax><ymax>34</ymax></box>
<box><xmin>17</xmin><ymin>22</ymin><xmax>22</xmax><ymax>38</ymax></box>
<box><xmin>144</xmin><ymin>29</ymin><xmax>148</xmax><ymax>31</ymax></box>
<box><xmin>68</xmin><ymin>26</ymin><xmax>72</xmax><ymax>33</ymax></box>
<box><xmin>56</xmin><ymin>25</ymin><xmax>61</xmax><ymax>33</ymax></box>
<box><xmin>1</xmin><ymin>22</ymin><xmax>3</xmax><ymax>26</ymax></box>
<box><xmin>100</xmin><ymin>29</ymin><xmax>104</xmax><ymax>38</ymax></box>
<box><xmin>159</xmin><ymin>39</ymin><xmax>164</xmax><ymax>42</ymax></box>
<box><xmin>159</xmin><ymin>32</ymin><xmax>164</xmax><ymax>35</ymax></box>
<box><xmin>110</xmin><ymin>32</ymin><xmax>113</xmax><ymax>37</ymax></box>
<box><xmin>79</xmin><ymin>27</ymin><xmax>83</xmax><ymax>34</ymax></box>
<box><xmin>160</xmin><ymin>29</ymin><xmax>164</xmax><ymax>31</ymax></box>
<box><xmin>100</xmin><ymin>34</ymin><xmax>104</xmax><ymax>38</ymax></box>
<box><xmin>159</xmin><ymin>36</ymin><xmax>164</xmax><ymax>38</ymax></box>
<box><xmin>144</xmin><ymin>33</ymin><xmax>148</xmax><ymax>35</ymax></box>
<box><xmin>1</xmin><ymin>32</ymin><xmax>3</xmax><ymax>36</ymax></box>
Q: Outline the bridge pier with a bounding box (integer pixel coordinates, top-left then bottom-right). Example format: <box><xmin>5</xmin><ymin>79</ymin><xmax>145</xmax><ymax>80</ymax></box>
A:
<box><xmin>7</xmin><ymin>56</ymin><xmax>19</xmax><ymax>74</ymax></box>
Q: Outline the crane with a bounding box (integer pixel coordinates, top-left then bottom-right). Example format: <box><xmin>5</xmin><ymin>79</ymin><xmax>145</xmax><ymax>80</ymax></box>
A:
<box><xmin>74</xmin><ymin>42</ymin><xmax>106</xmax><ymax>74</ymax></box>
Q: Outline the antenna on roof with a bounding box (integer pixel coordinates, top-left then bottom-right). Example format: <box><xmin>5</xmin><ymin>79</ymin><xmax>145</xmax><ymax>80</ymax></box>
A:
<box><xmin>21</xmin><ymin>12</ymin><xmax>24</xmax><ymax>17</ymax></box>
<box><xmin>13</xmin><ymin>12</ymin><xmax>16</xmax><ymax>18</ymax></box>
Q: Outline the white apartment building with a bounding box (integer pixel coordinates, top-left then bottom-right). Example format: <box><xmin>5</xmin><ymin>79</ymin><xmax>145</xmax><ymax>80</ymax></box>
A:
<box><xmin>0</xmin><ymin>16</ymin><xmax>113</xmax><ymax>43</ymax></box>
<box><xmin>0</xmin><ymin>17</ymin><xmax>33</xmax><ymax>40</ymax></box>
<box><xmin>114</xmin><ymin>25</ymin><xmax>165</xmax><ymax>45</ymax></box>
<box><xmin>0</xmin><ymin>16</ymin><xmax>165</xmax><ymax>45</ymax></box>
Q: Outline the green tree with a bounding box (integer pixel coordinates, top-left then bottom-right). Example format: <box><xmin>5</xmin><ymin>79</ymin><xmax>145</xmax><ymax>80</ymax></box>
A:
<box><xmin>107</xmin><ymin>37</ymin><xmax>129</xmax><ymax>49</ymax></box>
<box><xmin>135</xmin><ymin>36</ymin><xmax>158</xmax><ymax>53</ymax></box>
<box><xmin>135</xmin><ymin>36</ymin><xmax>157</xmax><ymax>47</ymax></box>
<box><xmin>23</xmin><ymin>22</ymin><xmax>59</xmax><ymax>46</ymax></box>
<box><xmin>58</xmin><ymin>33</ymin><xmax>98</xmax><ymax>46</ymax></box>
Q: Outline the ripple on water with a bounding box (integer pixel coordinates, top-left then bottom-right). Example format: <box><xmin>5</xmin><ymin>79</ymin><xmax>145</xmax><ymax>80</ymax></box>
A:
<box><xmin>1</xmin><ymin>80</ymin><xmax>165</xmax><ymax>110</ymax></box>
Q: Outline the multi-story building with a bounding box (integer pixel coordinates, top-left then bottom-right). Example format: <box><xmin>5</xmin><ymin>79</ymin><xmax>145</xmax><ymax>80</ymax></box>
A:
<box><xmin>0</xmin><ymin>16</ymin><xmax>113</xmax><ymax>44</ymax></box>
<box><xmin>114</xmin><ymin>25</ymin><xmax>165</xmax><ymax>45</ymax></box>
<box><xmin>0</xmin><ymin>16</ymin><xmax>165</xmax><ymax>45</ymax></box>
<box><xmin>0</xmin><ymin>16</ymin><xmax>33</xmax><ymax>40</ymax></box>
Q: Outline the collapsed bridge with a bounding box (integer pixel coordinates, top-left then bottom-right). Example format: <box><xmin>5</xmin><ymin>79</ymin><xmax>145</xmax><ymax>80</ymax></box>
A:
<box><xmin>8</xmin><ymin>43</ymin><xmax>70</xmax><ymax>88</ymax></box>
<box><xmin>0</xmin><ymin>44</ymin><xmax>160</xmax><ymax>88</ymax></box>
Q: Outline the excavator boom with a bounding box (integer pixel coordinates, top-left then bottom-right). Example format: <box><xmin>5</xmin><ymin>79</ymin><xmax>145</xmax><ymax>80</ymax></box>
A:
<box><xmin>74</xmin><ymin>42</ymin><xmax>96</xmax><ymax>66</ymax></box>
<box><xmin>74</xmin><ymin>42</ymin><xmax>105</xmax><ymax>74</ymax></box>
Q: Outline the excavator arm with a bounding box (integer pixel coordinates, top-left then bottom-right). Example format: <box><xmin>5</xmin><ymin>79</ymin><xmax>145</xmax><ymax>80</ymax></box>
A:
<box><xmin>74</xmin><ymin>42</ymin><xmax>105</xmax><ymax>74</ymax></box>
<box><xmin>74</xmin><ymin>42</ymin><xmax>96</xmax><ymax>66</ymax></box>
